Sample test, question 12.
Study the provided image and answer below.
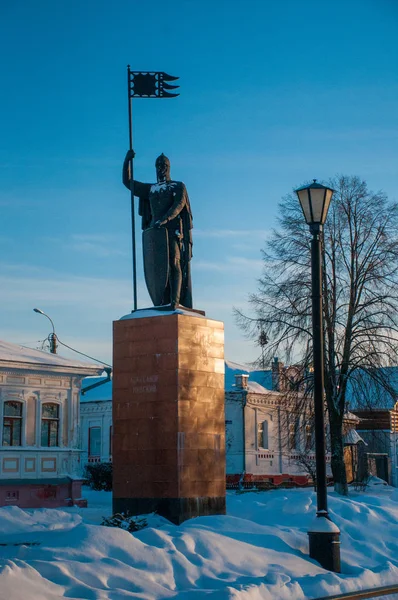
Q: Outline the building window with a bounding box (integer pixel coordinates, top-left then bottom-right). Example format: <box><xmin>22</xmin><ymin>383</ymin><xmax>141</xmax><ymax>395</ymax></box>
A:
<box><xmin>289</xmin><ymin>423</ymin><xmax>297</xmax><ymax>450</ymax></box>
<box><xmin>305</xmin><ymin>425</ymin><xmax>314</xmax><ymax>451</ymax></box>
<box><xmin>3</xmin><ymin>401</ymin><xmax>23</xmax><ymax>446</ymax></box>
<box><xmin>89</xmin><ymin>426</ymin><xmax>101</xmax><ymax>460</ymax></box>
<box><xmin>41</xmin><ymin>403</ymin><xmax>59</xmax><ymax>447</ymax></box>
<box><xmin>258</xmin><ymin>420</ymin><xmax>269</xmax><ymax>450</ymax></box>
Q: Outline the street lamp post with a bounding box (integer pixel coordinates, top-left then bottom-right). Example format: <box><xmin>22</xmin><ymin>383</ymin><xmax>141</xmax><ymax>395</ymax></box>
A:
<box><xmin>295</xmin><ymin>180</ymin><xmax>341</xmax><ymax>573</ymax></box>
<box><xmin>33</xmin><ymin>308</ymin><xmax>57</xmax><ymax>354</ymax></box>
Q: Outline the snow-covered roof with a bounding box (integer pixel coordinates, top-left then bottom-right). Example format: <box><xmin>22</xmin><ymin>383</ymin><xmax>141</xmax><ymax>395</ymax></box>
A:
<box><xmin>0</xmin><ymin>340</ymin><xmax>104</xmax><ymax>376</ymax></box>
<box><xmin>344</xmin><ymin>410</ymin><xmax>360</xmax><ymax>423</ymax></box>
<box><xmin>224</xmin><ymin>360</ymin><xmax>272</xmax><ymax>392</ymax></box>
<box><xmin>343</xmin><ymin>429</ymin><xmax>366</xmax><ymax>445</ymax></box>
<box><xmin>247</xmin><ymin>380</ymin><xmax>271</xmax><ymax>394</ymax></box>
<box><xmin>81</xmin><ymin>376</ymin><xmax>113</xmax><ymax>402</ymax></box>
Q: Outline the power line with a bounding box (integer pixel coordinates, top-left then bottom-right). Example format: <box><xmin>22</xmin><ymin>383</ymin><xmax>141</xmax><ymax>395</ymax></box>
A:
<box><xmin>56</xmin><ymin>337</ymin><xmax>112</xmax><ymax>369</ymax></box>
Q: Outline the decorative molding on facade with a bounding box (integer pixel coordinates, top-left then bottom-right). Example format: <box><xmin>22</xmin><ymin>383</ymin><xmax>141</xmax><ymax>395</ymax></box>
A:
<box><xmin>289</xmin><ymin>453</ymin><xmax>331</xmax><ymax>462</ymax></box>
<box><xmin>6</xmin><ymin>376</ymin><xmax>25</xmax><ymax>385</ymax></box>
<box><xmin>41</xmin><ymin>392</ymin><xmax>65</xmax><ymax>402</ymax></box>
<box><xmin>0</xmin><ymin>368</ymin><xmax>79</xmax><ymax>380</ymax></box>
<box><xmin>41</xmin><ymin>457</ymin><xmax>57</xmax><ymax>472</ymax></box>
<box><xmin>226</xmin><ymin>390</ymin><xmax>282</xmax><ymax>408</ymax></box>
<box><xmin>81</xmin><ymin>402</ymin><xmax>112</xmax><ymax>414</ymax></box>
<box><xmin>24</xmin><ymin>457</ymin><xmax>36</xmax><ymax>472</ymax></box>
<box><xmin>1</xmin><ymin>390</ymin><xmax>25</xmax><ymax>400</ymax></box>
<box><xmin>257</xmin><ymin>453</ymin><xmax>274</xmax><ymax>459</ymax></box>
<box><xmin>247</xmin><ymin>395</ymin><xmax>280</xmax><ymax>407</ymax></box>
<box><xmin>43</xmin><ymin>379</ymin><xmax>63</xmax><ymax>387</ymax></box>
<box><xmin>2</xmin><ymin>457</ymin><xmax>19</xmax><ymax>472</ymax></box>
<box><xmin>0</xmin><ymin>446</ymin><xmax>83</xmax><ymax>452</ymax></box>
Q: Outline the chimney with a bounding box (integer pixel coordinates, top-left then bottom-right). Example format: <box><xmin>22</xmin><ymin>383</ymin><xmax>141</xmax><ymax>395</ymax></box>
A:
<box><xmin>234</xmin><ymin>374</ymin><xmax>249</xmax><ymax>390</ymax></box>
<box><xmin>272</xmin><ymin>356</ymin><xmax>284</xmax><ymax>391</ymax></box>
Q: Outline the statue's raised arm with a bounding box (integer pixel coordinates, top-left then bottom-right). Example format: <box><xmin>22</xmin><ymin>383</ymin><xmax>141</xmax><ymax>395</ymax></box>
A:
<box><xmin>123</xmin><ymin>150</ymin><xmax>152</xmax><ymax>200</ymax></box>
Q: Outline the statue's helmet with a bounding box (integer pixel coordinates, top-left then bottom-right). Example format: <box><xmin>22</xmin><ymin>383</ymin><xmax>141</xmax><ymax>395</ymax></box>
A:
<box><xmin>155</xmin><ymin>153</ymin><xmax>170</xmax><ymax>167</ymax></box>
<box><xmin>155</xmin><ymin>153</ymin><xmax>171</xmax><ymax>181</ymax></box>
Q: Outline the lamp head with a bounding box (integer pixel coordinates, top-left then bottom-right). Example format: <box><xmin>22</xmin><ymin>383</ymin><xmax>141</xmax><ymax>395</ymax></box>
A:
<box><xmin>295</xmin><ymin>180</ymin><xmax>335</xmax><ymax>230</ymax></box>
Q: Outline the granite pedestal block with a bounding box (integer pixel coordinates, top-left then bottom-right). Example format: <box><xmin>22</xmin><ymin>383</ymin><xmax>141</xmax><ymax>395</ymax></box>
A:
<box><xmin>112</xmin><ymin>310</ymin><xmax>226</xmax><ymax>524</ymax></box>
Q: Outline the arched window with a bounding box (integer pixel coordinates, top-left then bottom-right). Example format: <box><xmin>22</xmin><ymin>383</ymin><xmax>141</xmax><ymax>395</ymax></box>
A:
<box><xmin>257</xmin><ymin>420</ymin><xmax>269</xmax><ymax>450</ymax></box>
<box><xmin>3</xmin><ymin>401</ymin><xmax>23</xmax><ymax>446</ymax></box>
<box><xmin>41</xmin><ymin>403</ymin><xmax>59</xmax><ymax>447</ymax></box>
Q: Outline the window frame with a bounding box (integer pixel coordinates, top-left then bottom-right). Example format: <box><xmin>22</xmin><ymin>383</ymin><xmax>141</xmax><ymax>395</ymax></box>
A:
<box><xmin>88</xmin><ymin>426</ymin><xmax>102</xmax><ymax>458</ymax></box>
<box><xmin>2</xmin><ymin>401</ymin><xmax>23</xmax><ymax>447</ymax></box>
<box><xmin>257</xmin><ymin>420</ymin><xmax>269</xmax><ymax>450</ymax></box>
<box><xmin>305</xmin><ymin>424</ymin><xmax>314</xmax><ymax>451</ymax></box>
<box><xmin>41</xmin><ymin>402</ymin><xmax>60</xmax><ymax>447</ymax></box>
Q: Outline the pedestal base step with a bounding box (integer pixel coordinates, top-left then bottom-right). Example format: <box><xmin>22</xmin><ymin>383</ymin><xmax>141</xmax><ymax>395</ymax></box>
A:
<box><xmin>113</xmin><ymin>496</ymin><xmax>226</xmax><ymax>525</ymax></box>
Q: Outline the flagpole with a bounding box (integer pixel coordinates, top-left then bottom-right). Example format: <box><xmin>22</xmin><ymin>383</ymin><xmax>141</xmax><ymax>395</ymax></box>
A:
<box><xmin>126</xmin><ymin>69</ymin><xmax>179</xmax><ymax>312</ymax></box>
<box><xmin>127</xmin><ymin>65</ymin><xmax>138</xmax><ymax>312</ymax></box>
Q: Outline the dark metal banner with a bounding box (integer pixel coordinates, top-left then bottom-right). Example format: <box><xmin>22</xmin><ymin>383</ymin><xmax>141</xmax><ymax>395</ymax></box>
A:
<box><xmin>143</xmin><ymin>227</ymin><xmax>169</xmax><ymax>306</ymax></box>
<box><xmin>128</xmin><ymin>70</ymin><xmax>179</xmax><ymax>98</ymax></box>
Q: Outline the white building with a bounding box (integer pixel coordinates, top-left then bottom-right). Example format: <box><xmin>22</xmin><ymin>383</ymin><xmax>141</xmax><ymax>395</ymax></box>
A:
<box><xmin>0</xmin><ymin>340</ymin><xmax>103</xmax><ymax>507</ymax></box>
<box><xmin>80</xmin><ymin>377</ymin><xmax>113</xmax><ymax>465</ymax></box>
<box><xmin>225</xmin><ymin>372</ymin><xmax>328</xmax><ymax>485</ymax></box>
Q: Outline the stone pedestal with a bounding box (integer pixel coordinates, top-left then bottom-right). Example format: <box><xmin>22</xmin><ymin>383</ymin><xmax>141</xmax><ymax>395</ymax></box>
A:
<box><xmin>112</xmin><ymin>310</ymin><xmax>226</xmax><ymax>524</ymax></box>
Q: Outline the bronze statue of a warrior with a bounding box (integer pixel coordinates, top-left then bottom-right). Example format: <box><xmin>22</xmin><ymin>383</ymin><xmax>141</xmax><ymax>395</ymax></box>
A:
<box><xmin>123</xmin><ymin>150</ymin><xmax>193</xmax><ymax>309</ymax></box>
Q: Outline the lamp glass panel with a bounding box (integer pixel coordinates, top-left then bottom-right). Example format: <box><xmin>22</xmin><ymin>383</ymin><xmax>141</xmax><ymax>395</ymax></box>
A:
<box><xmin>309</xmin><ymin>188</ymin><xmax>326</xmax><ymax>223</ymax></box>
<box><xmin>322</xmin><ymin>189</ymin><xmax>333</xmax><ymax>223</ymax></box>
<box><xmin>297</xmin><ymin>189</ymin><xmax>312</xmax><ymax>223</ymax></box>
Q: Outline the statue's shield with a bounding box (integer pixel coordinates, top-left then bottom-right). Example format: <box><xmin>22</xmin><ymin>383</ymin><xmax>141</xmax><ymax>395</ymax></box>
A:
<box><xmin>143</xmin><ymin>227</ymin><xmax>169</xmax><ymax>306</ymax></box>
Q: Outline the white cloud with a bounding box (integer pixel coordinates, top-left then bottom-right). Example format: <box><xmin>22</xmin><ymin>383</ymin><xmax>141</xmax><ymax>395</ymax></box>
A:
<box><xmin>195</xmin><ymin>229</ymin><xmax>269</xmax><ymax>239</ymax></box>
<box><xmin>194</xmin><ymin>260</ymin><xmax>225</xmax><ymax>272</ymax></box>
<box><xmin>0</xmin><ymin>268</ymin><xmax>133</xmax><ymax>310</ymax></box>
<box><xmin>43</xmin><ymin>233</ymin><xmax>127</xmax><ymax>258</ymax></box>
<box><xmin>195</xmin><ymin>256</ymin><xmax>263</xmax><ymax>272</ymax></box>
<box><xmin>228</xmin><ymin>256</ymin><xmax>263</xmax><ymax>269</ymax></box>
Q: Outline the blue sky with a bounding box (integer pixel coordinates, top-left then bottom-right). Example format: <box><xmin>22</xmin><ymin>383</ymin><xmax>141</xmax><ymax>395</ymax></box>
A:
<box><xmin>1</xmin><ymin>0</ymin><xmax>397</xmax><ymax>366</ymax></box>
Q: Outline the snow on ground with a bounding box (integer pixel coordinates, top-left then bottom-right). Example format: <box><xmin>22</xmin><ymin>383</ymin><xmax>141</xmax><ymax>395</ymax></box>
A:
<box><xmin>1</xmin><ymin>485</ymin><xmax>398</xmax><ymax>599</ymax></box>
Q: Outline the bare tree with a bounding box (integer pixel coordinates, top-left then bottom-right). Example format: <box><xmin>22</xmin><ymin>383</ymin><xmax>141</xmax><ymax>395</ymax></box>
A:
<box><xmin>235</xmin><ymin>175</ymin><xmax>398</xmax><ymax>495</ymax></box>
<box><xmin>293</xmin><ymin>454</ymin><xmax>317</xmax><ymax>487</ymax></box>
<box><xmin>278</xmin><ymin>393</ymin><xmax>319</xmax><ymax>489</ymax></box>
